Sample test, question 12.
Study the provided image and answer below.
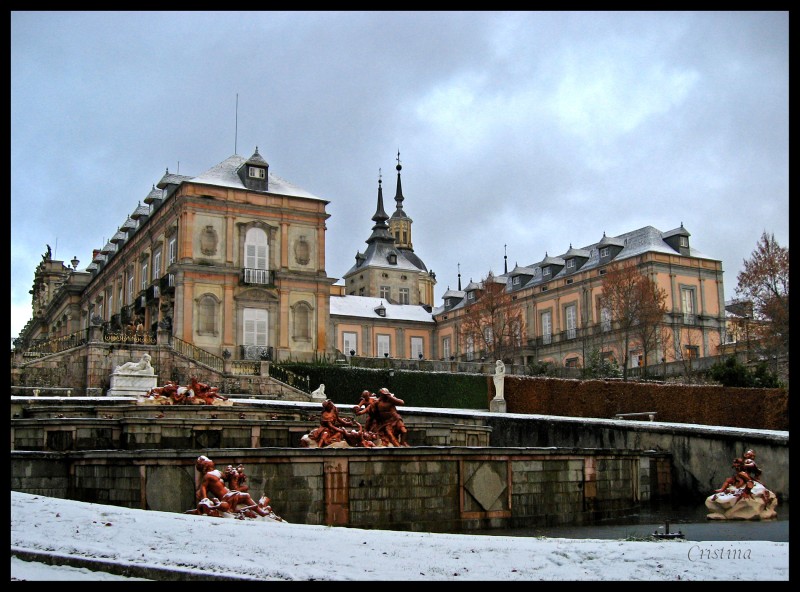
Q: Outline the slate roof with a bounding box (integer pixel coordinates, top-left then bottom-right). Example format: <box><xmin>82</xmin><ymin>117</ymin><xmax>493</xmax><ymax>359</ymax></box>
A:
<box><xmin>191</xmin><ymin>155</ymin><xmax>325</xmax><ymax>201</ymax></box>
<box><xmin>330</xmin><ymin>295</ymin><xmax>434</xmax><ymax>323</ymax></box>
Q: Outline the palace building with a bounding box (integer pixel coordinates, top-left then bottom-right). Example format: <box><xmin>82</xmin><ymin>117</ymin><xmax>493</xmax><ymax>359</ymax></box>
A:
<box><xmin>16</xmin><ymin>146</ymin><xmax>727</xmax><ymax>376</ymax></box>
<box><xmin>18</xmin><ymin>148</ymin><xmax>334</xmax><ymax>362</ymax></box>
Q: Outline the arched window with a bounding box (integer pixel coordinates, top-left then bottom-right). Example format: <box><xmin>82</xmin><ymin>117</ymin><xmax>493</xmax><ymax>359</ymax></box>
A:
<box><xmin>245</xmin><ymin>227</ymin><xmax>269</xmax><ymax>270</ymax></box>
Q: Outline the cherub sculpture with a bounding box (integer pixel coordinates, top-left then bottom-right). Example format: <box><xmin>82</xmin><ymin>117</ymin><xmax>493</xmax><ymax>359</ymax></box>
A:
<box><xmin>705</xmin><ymin>448</ymin><xmax>778</xmax><ymax>520</ymax></box>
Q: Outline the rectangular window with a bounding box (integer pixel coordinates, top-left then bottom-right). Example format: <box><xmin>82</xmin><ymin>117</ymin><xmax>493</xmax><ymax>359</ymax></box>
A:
<box><xmin>442</xmin><ymin>336</ymin><xmax>451</xmax><ymax>360</ymax></box>
<box><xmin>245</xmin><ymin>244</ymin><xmax>268</xmax><ymax>270</ymax></box>
<box><xmin>565</xmin><ymin>278</ymin><xmax>573</xmax><ymax>285</ymax></box>
<box><xmin>377</xmin><ymin>334</ymin><xmax>391</xmax><ymax>357</ymax></box>
<box><xmin>465</xmin><ymin>336</ymin><xmax>474</xmax><ymax>361</ymax></box>
<box><xmin>565</xmin><ymin>357</ymin><xmax>579</xmax><ymax>368</ymax></box>
<box><xmin>168</xmin><ymin>236</ymin><xmax>177</xmax><ymax>265</ymax></box>
<box><xmin>512</xmin><ymin>276</ymin><xmax>520</xmax><ymax>286</ymax></box>
<box><xmin>566</xmin><ymin>259</ymin><xmax>575</xmax><ymax>269</ymax></box>
<box><xmin>541</xmin><ymin>311</ymin><xmax>552</xmax><ymax>345</ymax></box>
<box><xmin>467</xmin><ymin>292</ymin><xmax>475</xmax><ymax>301</ymax></box>
<box><xmin>380</xmin><ymin>286</ymin><xmax>391</xmax><ymax>300</ymax></box>
<box><xmin>566</xmin><ymin>304</ymin><xmax>577</xmax><ymax>340</ymax></box>
<box><xmin>541</xmin><ymin>285</ymin><xmax>548</xmax><ymax>292</ymax></box>
<box><xmin>411</xmin><ymin>336</ymin><xmax>424</xmax><ymax>359</ymax></box>
<box><xmin>358</xmin><ymin>287</ymin><xmax>365</xmax><ymax>296</ymax></box>
<box><xmin>140</xmin><ymin>262</ymin><xmax>148</xmax><ymax>291</ymax></box>
<box><xmin>601</xmin><ymin>307</ymin><xmax>611</xmax><ymax>332</ymax></box>
<box><xmin>343</xmin><ymin>331</ymin><xmax>358</xmax><ymax>356</ymax></box>
<box><xmin>117</xmin><ymin>286</ymin><xmax>123</xmax><ymax>313</ymax></box>
<box><xmin>399</xmin><ymin>287</ymin><xmax>410</xmax><ymax>305</ymax></box>
<box><xmin>127</xmin><ymin>274</ymin><xmax>134</xmax><ymax>304</ymax></box>
<box><xmin>684</xmin><ymin>345</ymin><xmax>699</xmax><ymax>359</ymax></box>
<box><xmin>599</xmin><ymin>269</ymin><xmax>607</xmax><ymax>276</ymax></box>
<box><xmin>600</xmin><ymin>247</ymin><xmax>610</xmax><ymax>258</ymax></box>
<box><xmin>543</xmin><ymin>267</ymin><xmax>551</xmax><ymax>277</ymax></box>
<box><xmin>680</xmin><ymin>236</ymin><xmax>689</xmax><ymax>248</ymax></box>
<box><xmin>152</xmin><ymin>250</ymin><xmax>161</xmax><ymax>281</ymax></box>
<box><xmin>249</xmin><ymin>166</ymin><xmax>265</xmax><ymax>179</ymax></box>
<box><xmin>681</xmin><ymin>288</ymin><xmax>696</xmax><ymax>324</ymax></box>
<box><xmin>243</xmin><ymin>308</ymin><xmax>268</xmax><ymax>346</ymax></box>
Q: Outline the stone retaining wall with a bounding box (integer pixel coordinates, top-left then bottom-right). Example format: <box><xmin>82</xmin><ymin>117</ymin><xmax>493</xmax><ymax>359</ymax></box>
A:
<box><xmin>10</xmin><ymin>447</ymin><xmax>667</xmax><ymax>532</ymax></box>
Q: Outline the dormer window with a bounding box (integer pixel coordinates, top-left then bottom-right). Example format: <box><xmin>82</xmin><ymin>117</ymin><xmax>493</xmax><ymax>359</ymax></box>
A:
<box><xmin>249</xmin><ymin>166</ymin><xmax>266</xmax><ymax>179</ymax></box>
<box><xmin>566</xmin><ymin>259</ymin><xmax>575</xmax><ymax>270</ymax></box>
<box><xmin>600</xmin><ymin>247</ymin><xmax>610</xmax><ymax>258</ymax></box>
<box><xmin>512</xmin><ymin>276</ymin><xmax>520</xmax><ymax>286</ymax></box>
<box><xmin>387</xmin><ymin>253</ymin><xmax>397</xmax><ymax>265</ymax></box>
<box><xmin>375</xmin><ymin>303</ymin><xmax>386</xmax><ymax>317</ymax></box>
<box><xmin>680</xmin><ymin>236</ymin><xmax>689</xmax><ymax>248</ymax></box>
<box><xmin>467</xmin><ymin>292</ymin><xmax>475</xmax><ymax>301</ymax></box>
<box><xmin>543</xmin><ymin>267</ymin><xmax>551</xmax><ymax>277</ymax></box>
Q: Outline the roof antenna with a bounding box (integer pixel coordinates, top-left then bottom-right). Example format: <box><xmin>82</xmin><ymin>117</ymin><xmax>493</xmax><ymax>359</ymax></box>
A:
<box><xmin>234</xmin><ymin>93</ymin><xmax>239</xmax><ymax>155</ymax></box>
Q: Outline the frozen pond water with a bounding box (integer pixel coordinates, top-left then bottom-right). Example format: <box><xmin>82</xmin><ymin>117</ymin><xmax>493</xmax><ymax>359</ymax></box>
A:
<box><xmin>473</xmin><ymin>500</ymin><xmax>789</xmax><ymax>542</ymax></box>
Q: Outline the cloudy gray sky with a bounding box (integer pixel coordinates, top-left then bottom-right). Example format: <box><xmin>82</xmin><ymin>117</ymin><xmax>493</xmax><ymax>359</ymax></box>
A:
<box><xmin>10</xmin><ymin>11</ymin><xmax>789</xmax><ymax>342</ymax></box>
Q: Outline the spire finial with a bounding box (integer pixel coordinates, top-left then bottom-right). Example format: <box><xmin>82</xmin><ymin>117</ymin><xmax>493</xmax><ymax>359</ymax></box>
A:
<box><xmin>396</xmin><ymin>149</ymin><xmax>401</xmax><ymax>171</ymax></box>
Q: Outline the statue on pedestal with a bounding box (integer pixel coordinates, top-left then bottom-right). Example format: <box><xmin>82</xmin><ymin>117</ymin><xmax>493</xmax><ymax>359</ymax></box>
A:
<box><xmin>113</xmin><ymin>353</ymin><xmax>154</xmax><ymax>375</ymax></box>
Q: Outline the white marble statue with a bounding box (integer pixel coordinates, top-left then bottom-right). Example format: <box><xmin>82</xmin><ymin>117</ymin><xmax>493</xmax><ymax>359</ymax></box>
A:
<box><xmin>113</xmin><ymin>353</ymin><xmax>155</xmax><ymax>375</ymax></box>
<box><xmin>492</xmin><ymin>360</ymin><xmax>506</xmax><ymax>400</ymax></box>
<box><xmin>311</xmin><ymin>383</ymin><xmax>326</xmax><ymax>399</ymax></box>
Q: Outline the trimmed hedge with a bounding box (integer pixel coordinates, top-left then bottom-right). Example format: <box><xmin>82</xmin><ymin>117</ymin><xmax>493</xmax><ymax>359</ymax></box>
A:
<box><xmin>276</xmin><ymin>364</ymin><xmax>489</xmax><ymax>410</ymax></box>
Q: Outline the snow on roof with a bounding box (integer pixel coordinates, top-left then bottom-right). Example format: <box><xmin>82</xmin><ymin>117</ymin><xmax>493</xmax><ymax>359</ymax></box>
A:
<box><xmin>190</xmin><ymin>155</ymin><xmax>326</xmax><ymax>202</ymax></box>
<box><xmin>330</xmin><ymin>295</ymin><xmax>434</xmax><ymax>323</ymax></box>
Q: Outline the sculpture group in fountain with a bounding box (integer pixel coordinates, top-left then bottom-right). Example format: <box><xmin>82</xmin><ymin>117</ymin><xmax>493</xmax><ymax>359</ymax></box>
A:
<box><xmin>300</xmin><ymin>387</ymin><xmax>409</xmax><ymax>448</ymax></box>
<box><xmin>139</xmin><ymin>377</ymin><xmax>231</xmax><ymax>406</ymax></box>
<box><xmin>185</xmin><ymin>456</ymin><xmax>285</xmax><ymax>522</ymax></box>
<box><xmin>705</xmin><ymin>449</ymin><xmax>778</xmax><ymax>520</ymax></box>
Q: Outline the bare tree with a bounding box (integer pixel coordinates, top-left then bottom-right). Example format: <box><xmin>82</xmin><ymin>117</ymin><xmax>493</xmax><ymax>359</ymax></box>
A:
<box><xmin>735</xmin><ymin>231</ymin><xmax>789</xmax><ymax>357</ymax></box>
<box><xmin>600</xmin><ymin>259</ymin><xmax>668</xmax><ymax>381</ymax></box>
<box><xmin>632</xmin><ymin>274</ymin><xmax>669</xmax><ymax>378</ymax></box>
<box><xmin>599</xmin><ymin>260</ymin><xmax>642</xmax><ymax>380</ymax></box>
<box><xmin>459</xmin><ymin>272</ymin><xmax>524</xmax><ymax>363</ymax></box>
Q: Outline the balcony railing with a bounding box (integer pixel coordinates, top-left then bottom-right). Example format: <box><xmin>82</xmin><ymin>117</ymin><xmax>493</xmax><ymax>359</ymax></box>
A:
<box><xmin>160</xmin><ymin>273</ymin><xmax>176</xmax><ymax>294</ymax></box>
<box><xmin>25</xmin><ymin>330</ymin><xmax>89</xmax><ymax>356</ymax></box>
<box><xmin>240</xmin><ymin>345</ymin><xmax>274</xmax><ymax>361</ymax></box>
<box><xmin>242</xmin><ymin>268</ymin><xmax>275</xmax><ymax>286</ymax></box>
<box><xmin>104</xmin><ymin>330</ymin><xmax>156</xmax><ymax>345</ymax></box>
<box><xmin>146</xmin><ymin>283</ymin><xmax>160</xmax><ymax>301</ymax></box>
<box><xmin>172</xmin><ymin>336</ymin><xmax>224</xmax><ymax>372</ymax></box>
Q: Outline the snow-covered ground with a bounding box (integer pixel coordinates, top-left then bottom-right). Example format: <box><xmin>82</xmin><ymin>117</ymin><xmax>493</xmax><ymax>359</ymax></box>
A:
<box><xmin>11</xmin><ymin>492</ymin><xmax>789</xmax><ymax>581</ymax></box>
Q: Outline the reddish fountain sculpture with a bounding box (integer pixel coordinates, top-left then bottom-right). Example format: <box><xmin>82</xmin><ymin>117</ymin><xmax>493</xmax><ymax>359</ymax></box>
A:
<box><xmin>705</xmin><ymin>449</ymin><xmax>778</xmax><ymax>520</ymax></box>
<box><xmin>139</xmin><ymin>377</ymin><xmax>231</xmax><ymax>406</ymax></box>
<box><xmin>185</xmin><ymin>456</ymin><xmax>285</xmax><ymax>522</ymax></box>
<box><xmin>301</xmin><ymin>388</ymin><xmax>409</xmax><ymax>448</ymax></box>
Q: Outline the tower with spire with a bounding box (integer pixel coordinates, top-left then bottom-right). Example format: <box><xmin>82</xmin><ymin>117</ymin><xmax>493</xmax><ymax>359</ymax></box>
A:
<box><xmin>341</xmin><ymin>155</ymin><xmax>436</xmax><ymax>307</ymax></box>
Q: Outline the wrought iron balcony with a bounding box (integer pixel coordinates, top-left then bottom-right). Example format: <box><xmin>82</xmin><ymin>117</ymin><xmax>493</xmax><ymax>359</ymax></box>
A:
<box><xmin>241</xmin><ymin>268</ymin><xmax>275</xmax><ymax>286</ymax></box>
<box><xmin>240</xmin><ymin>345</ymin><xmax>274</xmax><ymax>361</ymax></box>
<box><xmin>159</xmin><ymin>273</ymin><xmax>176</xmax><ymax>294</ymax></box>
